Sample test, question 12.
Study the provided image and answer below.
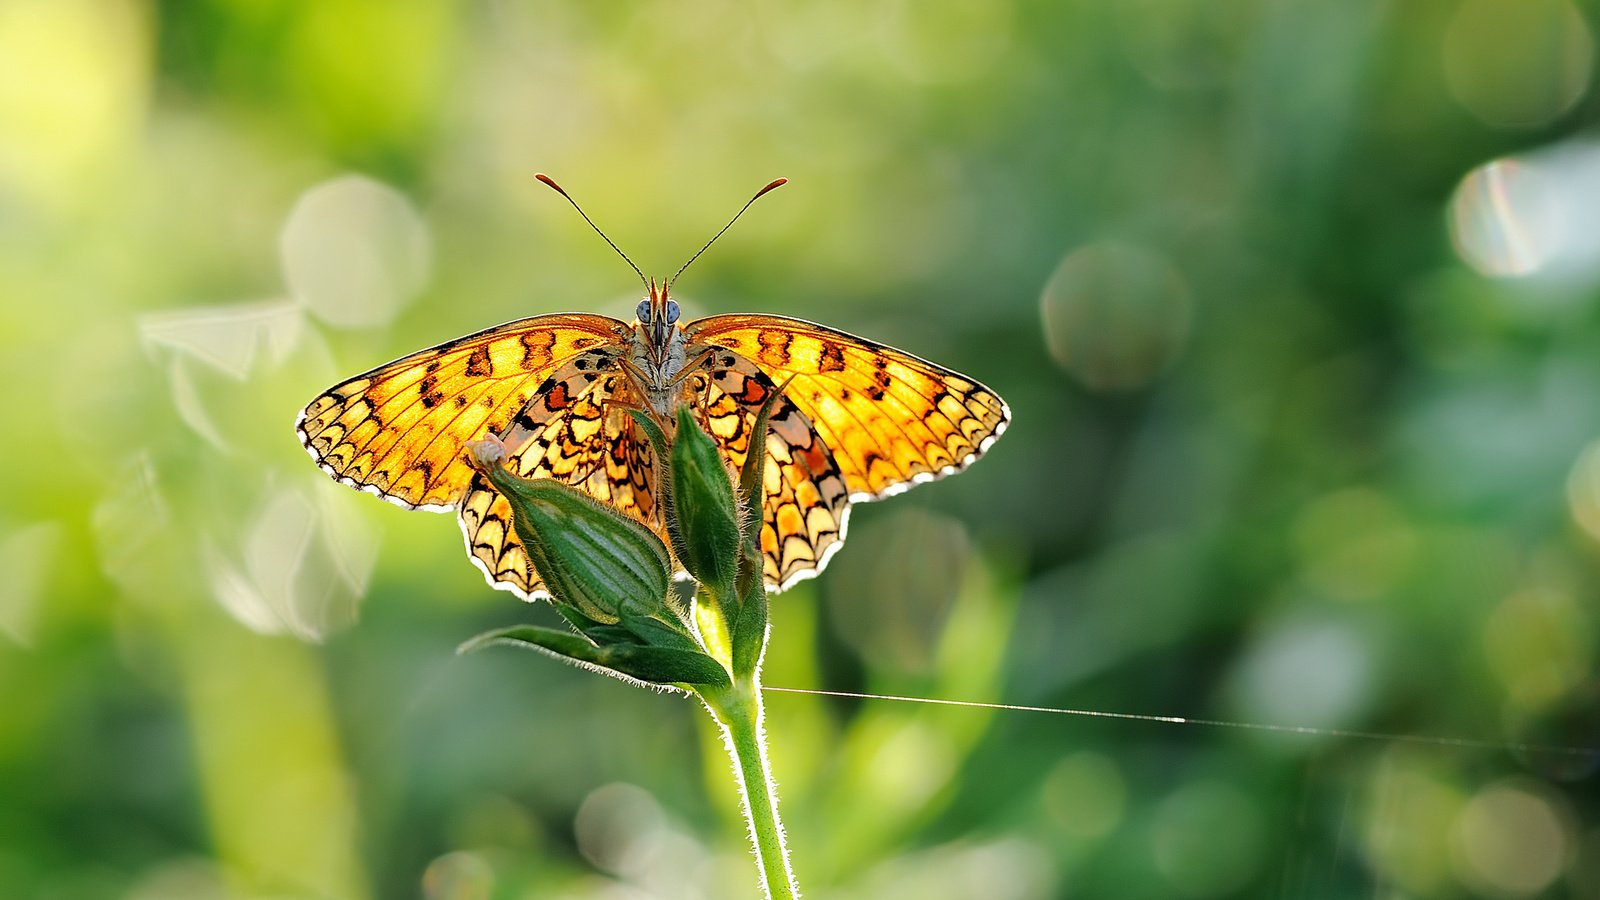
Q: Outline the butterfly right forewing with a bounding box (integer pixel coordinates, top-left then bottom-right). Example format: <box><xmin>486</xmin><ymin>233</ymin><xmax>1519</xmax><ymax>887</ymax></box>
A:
<box><xmin>687</xmin><ymin>314</ymin><xmax>1009</xmax><ymax>502</ymax></box>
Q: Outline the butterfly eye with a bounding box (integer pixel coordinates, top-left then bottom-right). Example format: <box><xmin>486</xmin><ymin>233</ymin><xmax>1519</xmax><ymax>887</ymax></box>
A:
<box><xmin>665</xmin><ymin>299</ymin><xmax>680</xmax><ymax>324</ymax></box>
<box><xmin>636</xmin><ymin>298</ymin><xmax>652</xmax><ymax>322</ymax></box>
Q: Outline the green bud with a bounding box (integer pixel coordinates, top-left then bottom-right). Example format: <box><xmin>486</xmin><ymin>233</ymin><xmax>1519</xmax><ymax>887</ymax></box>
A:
<box><xmin>668</xmin><ymin>406</ymin><xmax>742</xmax><ymax>609</ymax></box>
<box><xmin>469</xmin><ymin>438</ymin><xmax>672</xmax><ymax>626</ymax></box>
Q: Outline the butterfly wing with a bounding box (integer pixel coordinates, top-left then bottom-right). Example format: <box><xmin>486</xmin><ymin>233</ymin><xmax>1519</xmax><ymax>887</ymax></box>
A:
<box><xmin>459</xmin><ymin>357</ymin><xmax>660</xmax><ymax>599</ymax></box>
<box><xmin>686</xmin><ymin>314</ymin><xmax>1010</xmax><ymax>501</ymax></box>
<box><xmin>695</xmin><ymin>352</ymin><xmax>852</xmax><ymax>590</ymax></box>
<box><xmin>296</xmin><ymin>313</ymin><xmax>629</xmax><ymax>511</ymax></box>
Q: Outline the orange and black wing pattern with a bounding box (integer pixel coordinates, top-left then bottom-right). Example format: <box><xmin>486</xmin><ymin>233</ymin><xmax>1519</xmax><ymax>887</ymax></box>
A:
<box><xmin>459</xmin><ymin>347</ymin><xmax>854</xmax><ymax>598</ymax></box>
<box><xmin>296</xmin><ymin>313</ymin><xmax>629</xmax><ymax>511</ymax></box>
<box><xmin>694</xmin><ymin>350</ymin><xmax>852</xmax><ymax>590</ymax></box>
<box><xmin>457</xmin><ymin>351</ymin><xmax>659</xmax><ymax>599</ymax></box>
<box><xmin>686</xmin><ymin>314</ymin><xmax>1009</xmax><ymax>502</ymax></box>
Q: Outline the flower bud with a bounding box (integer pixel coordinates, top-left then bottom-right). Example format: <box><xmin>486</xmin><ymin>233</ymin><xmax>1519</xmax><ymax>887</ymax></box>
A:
<box><xmin>474</xmin><ymin>446</ymin><xmax>671</xmax><ymax>626</ymax></box>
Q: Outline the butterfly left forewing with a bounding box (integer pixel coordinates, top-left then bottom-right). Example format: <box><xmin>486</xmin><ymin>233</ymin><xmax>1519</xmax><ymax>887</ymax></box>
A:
<box><xmin>686</xmin><ymin>314</ymin><xmax>1009</xmax><ymax>501</ymax></box>
<box><xmin>298</xmin><ymin>313</ymin><xmax>629</xmax><ymax>510</ymax></box>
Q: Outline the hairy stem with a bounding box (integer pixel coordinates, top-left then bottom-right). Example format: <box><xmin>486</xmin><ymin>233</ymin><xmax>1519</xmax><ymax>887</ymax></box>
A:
<box><xmin>701</xmin><ymin>681</ymin><xmax>798</xmax><ymax>899</ymax></box>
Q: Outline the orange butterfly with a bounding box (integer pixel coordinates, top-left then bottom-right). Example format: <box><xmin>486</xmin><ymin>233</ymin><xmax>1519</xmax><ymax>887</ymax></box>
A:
<box><xmin>296</xmin><ymin>177</ymin><xmax>1009</xmax><ymax>600</ymax></box>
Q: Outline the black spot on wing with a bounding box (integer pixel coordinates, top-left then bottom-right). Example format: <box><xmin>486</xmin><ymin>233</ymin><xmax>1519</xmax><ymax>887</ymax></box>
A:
<box><xmin>819</xmin><ymin>343</ymin><xmax>847</xmax><ymax>373</ymax></box>
<box><xmin>520</xmin><ymin>330</ymin><xmax>556</xmax><ymax>367</ymax></box>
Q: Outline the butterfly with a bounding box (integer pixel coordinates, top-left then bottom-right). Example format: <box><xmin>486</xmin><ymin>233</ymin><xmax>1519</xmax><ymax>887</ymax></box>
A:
<box><xmin>296</xmin><ymin>176</ymin><xmax>1009</xmax><ymax>601</ymax></box>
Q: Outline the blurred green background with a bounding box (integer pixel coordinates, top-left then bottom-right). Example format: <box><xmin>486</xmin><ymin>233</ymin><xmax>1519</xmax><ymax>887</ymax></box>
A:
<box><xmin>3</xmin><ymin>0</ymin><xmax>1600</xmax><ymax>897</ymax></box>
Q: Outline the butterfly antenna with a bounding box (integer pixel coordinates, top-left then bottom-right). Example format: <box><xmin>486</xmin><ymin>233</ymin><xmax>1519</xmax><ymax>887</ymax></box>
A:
<box><xmin>535</xmin><ymin>173</ymin><xmax>649</xmax><ymax>290</ymax></box>
<box><xmin>669</xmin><ymin>178</ymin><xmax>788</xmax><ymax>289</ymax></box>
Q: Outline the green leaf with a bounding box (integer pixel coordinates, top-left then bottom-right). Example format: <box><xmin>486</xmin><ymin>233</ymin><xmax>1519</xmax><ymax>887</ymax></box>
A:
<box><xmin>459</xmin><ymin>624</ymin><xmax>599</xmax><ymax>661</ymax></box>
<box><xmin>620</xmin><ymin>609</ymin><xmax>706</xmax><ymax>653</ymax></box>
<box><xmin>595</xmin><ymin>644</ymin><xmax>730</xmax><ymax>688</ymax></box>
<box><xmin>668</xmin><ymin>406</ymin><xmax>741</xmax><ymax>609</ymax></box>
<box><xmin>580</xmin><ymin>623</ymin><xmax>643</xmax><ymax>646</ymax></box>
<box><xmin>460</xmin><ymin>625</ymin><xmax>730</xmax><ymax>688</ymax></box>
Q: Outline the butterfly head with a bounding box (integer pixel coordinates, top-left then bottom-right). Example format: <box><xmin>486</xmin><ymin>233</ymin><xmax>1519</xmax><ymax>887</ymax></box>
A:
<box><xmin>635</xmin><ymin>277</ymin><xmax>682</xmax><ymax>352</ymax></box>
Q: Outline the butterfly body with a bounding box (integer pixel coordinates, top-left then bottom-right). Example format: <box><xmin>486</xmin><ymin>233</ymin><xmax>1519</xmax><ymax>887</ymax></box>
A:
<box><xmin>623</xmin><ymin>279</ymin><xmax>695</xmax><ymax>419</ymax></box>
<box><xmin>298</xmin><ymin>277</ymin><xmax>1008</xmax><ymax>600</ymax></box>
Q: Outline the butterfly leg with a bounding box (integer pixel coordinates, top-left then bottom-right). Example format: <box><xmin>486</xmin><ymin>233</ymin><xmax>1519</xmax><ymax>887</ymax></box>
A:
<box><xmin>670</xmin><ymin>348</ymin><xmax>718</xmax><ymax>387</ymax></box>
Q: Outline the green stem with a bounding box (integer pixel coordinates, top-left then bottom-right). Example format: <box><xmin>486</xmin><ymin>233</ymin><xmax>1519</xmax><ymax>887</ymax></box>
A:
<box><xmin>701</xmin><ymin>680</ymin><xmax>798</xmax><ymax>899</ymax></box>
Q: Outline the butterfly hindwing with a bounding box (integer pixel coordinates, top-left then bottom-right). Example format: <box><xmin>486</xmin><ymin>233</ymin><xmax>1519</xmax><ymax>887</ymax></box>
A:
<box><xmin>695</xmin><ymin>351</ymin><xmax>852</xmax><ymax>589</ymax></box>
<box><xmin>686</xmin><ymin>314</ymin><xmax>1010</xmax><ymax>501</ymax></box>
<box><xmin>297</xmin><ymin>313</ymin><xmax>629</xmax><ymax>510</ymax></box>
<box><xmin>458</xmin><ymin>353</ymin><xmax>656</xmax><ymax>599</ymax></box>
